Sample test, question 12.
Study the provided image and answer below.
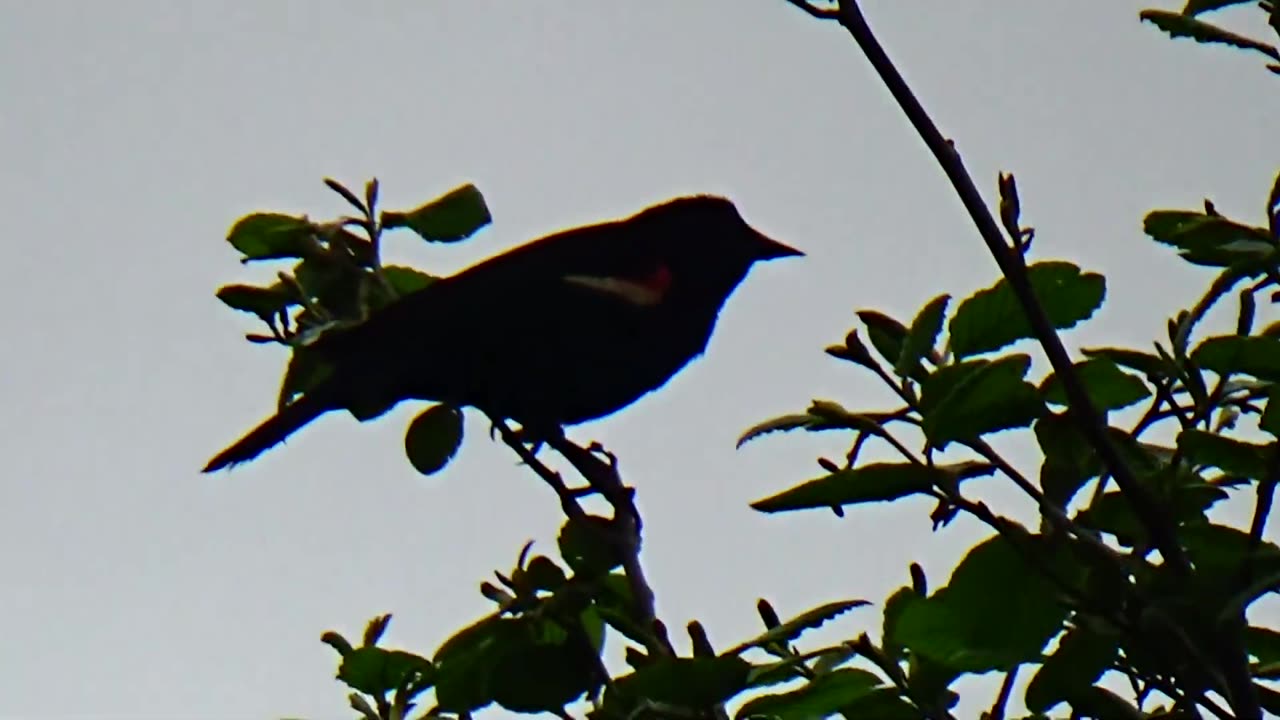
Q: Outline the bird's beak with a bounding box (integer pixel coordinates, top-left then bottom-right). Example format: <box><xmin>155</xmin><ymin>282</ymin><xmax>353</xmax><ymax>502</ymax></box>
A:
<box><xmin>752</xmin><ymin>229</ymin><xmax>805</xmax><ymax>260</ymax></box>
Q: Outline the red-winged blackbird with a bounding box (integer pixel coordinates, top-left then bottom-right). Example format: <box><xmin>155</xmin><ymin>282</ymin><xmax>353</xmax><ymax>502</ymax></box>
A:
<box><xmin>203</xmin><ymin>195</ymin><xmax>802</xmax><ymax>472</ymax></box>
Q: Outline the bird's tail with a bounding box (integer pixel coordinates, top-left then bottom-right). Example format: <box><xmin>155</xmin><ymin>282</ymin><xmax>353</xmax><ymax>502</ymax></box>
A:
<box><xmin>203</xmin><ymin>391</ymin><xmax>332</xmax><ymax>472</ymax></box>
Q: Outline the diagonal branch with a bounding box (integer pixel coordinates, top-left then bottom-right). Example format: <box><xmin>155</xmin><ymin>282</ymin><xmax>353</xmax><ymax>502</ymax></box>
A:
<box><xmin>797</xmin><ymin>0</ymin><xmax>1190</xmax><ymax>575</ymax></box>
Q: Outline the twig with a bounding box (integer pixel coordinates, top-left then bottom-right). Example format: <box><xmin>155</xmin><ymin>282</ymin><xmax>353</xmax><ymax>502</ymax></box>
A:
<box><xmin>850</xmin><ymin>635</ymin><xmax>955</xmax><ymax>720</ymax></box>
<box><xmin>543</xmin><ymin>435</ymin><xmax>668</xmax><ymax>658</ymax></box>
<box><xmin>986</xmin><ymin>665</ymin><xmax>1019</xmax><ymax>720</ymax></box>
<box><xmin>488</xmin><ymin>417</ymin><xmax>587</xmax><ymax>523</ymax></box>
<box><xmin>803</xmin><ymin>0</ymin><xmax>1190</xmax><ymax>575</ymax></box>
<box><xmin>780</xmin><ymin>0</ymin><xmax>839</xmax><ymax>19</ymax></box>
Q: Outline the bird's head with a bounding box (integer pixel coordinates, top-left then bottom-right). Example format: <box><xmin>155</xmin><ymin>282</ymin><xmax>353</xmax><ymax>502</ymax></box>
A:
<box><xmin>635</xmin><ymin>195</ymin><xmax>803</xmax><ymax>274</ymax></box>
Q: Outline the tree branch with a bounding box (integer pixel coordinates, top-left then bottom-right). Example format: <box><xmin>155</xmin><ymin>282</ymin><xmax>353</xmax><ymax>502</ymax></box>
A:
<box><xmin>803</xmin><ymin>0</ymin><xmax>1189</xmax><ymax>574</ymax></box>
<box><xmin>544</xmin><ymin>435</ymin><xmax>668</xmax><ymax>658</ymax></box>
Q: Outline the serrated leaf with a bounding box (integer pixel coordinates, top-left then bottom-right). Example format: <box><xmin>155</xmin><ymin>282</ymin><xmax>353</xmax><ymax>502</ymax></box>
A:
<box><xmin>1024</xmin><ymin>627</ymin><xmax>1117</xmax><ymax>713</ymax></box>
<box><xmin>215</xmin><ymin>283</ymin><xmax>294</xmax><ymax>319</ymax></box>
<box><xmin>882</xmin><ymin>586</ymin><xmax>918</xmax><ymax>662</ymax></box>
<box><xmin>1077</xmin><ymin>483</ymin><xmax>1228</xmax><ymax>547</ymax></box>
<box><xmin>1080</xmin><ymin>347</ymin><xmax>1170</xmax><ymax>378</ymax></box>
<box><xmin>1140</xmin><ymin>10</ymin><xmax>1280</xmax><ymax>61</ymax></box>
<box><xmin>920</xmin><ymin>355</ymin><xmax>1044</xmax><ymax>447</ymax></box>
<box><xmin>858</xmin><ymin>310</ymin><xmax>911</xmax><ymax>370</ymax></box>
<box><xmin>404</xmin><ymin>404</ymin><xmax>464</xmax><ymax>475</ymax></box>
<box><xmin>728</xmin><ymin>600</ymin><xmax>869</xmax><ymax>654</ymax></box>
<box><xmin>1180</xmin><ymin>523</ymin><xmax>1280</xmax><ymax>582</ymax></box>
<box><xmin>750</xmin><ymin>462</ymin><xmax>994</xmax><ymax>513</ymax></box>
<box><xmin>1067</xmin><ymin>686</ymin><xmax>1144</xmax><ymax>720</ymax></box>
<box><xmin>735</xmin><ymin>669</ymin><xmax>881</xmax><ymax>720</ymax></box>
<box><xmin>382</xmin><ymin>183</ymin><xmax>492</xmax><ymax>243</ymax></box>
<box><xmin>1039</xmin><ymin>358</ymin><xmax>1151</xmax><ymax>411</ymax></box>
<box><xmin>490</xmin><ymin>620</ymin><xmax>598</xmax><ymax>713</ymax></box>
<box><xmin>1177</xmin><ymin>429</ymin><xmax>1274</xmax><ymax>479</ymax></box>
<box><xmin>896</xmin><ymin>533</ymin><xmax>1075</xmax><ymax>672</ymax></box>
<box><xmin>831</xmin><ymin>687</ymin><xmax>923</xmax><ymax>720</ymax></box>
<box><xmin>948</xmin><ymin>262</ymin><xmax>1105</xmax><ymax>358</ymax></box>
<box><xmin>1143</xmin><ymin>209</ymin><xmax>1277</xmax><ymax>267</ymax></box>
<box><xmin>744</xmin><ymin>657</ymin><xmax>811</xmax><ymax>689</ymax></box>
<box><xmin>1192</xmin><ymin>335</ymin><xmax>1280</xmax><ymax>381</ymax></box>
<box><xmin>896</xmin><ymin>294</ymin><xmax>950</xmax><ymax>377</ymax></box>
<box><xmin>433</xmin><ymin>616</ymin><xmax>520</xmax><ymax>713</ymax></box>
<box><xmin>558</xmin><ymin>515</ymin><xmax>623</xmax><ymax>576</ymax></box>
<box><xmin>1184</xmin><ymin>0</ymin><xmax>1255</xmax><ymax>13</ymax></box>
<box><xmin>1247</xmin><ymin>626</ymin><xmax>1280</xmax><ymax>665</ymax></box>
<box><xmin>1034</xmin><ymin>413</ymin><xmax>1103</xmax><ymax>508</ymax></box>
<box><xmin>338</xmin><ymin>647</ymin><xmax>434</xmax><ymax>696</ymax></box>
<box><xmin>605</xmin><ymin>657</ymin><xmax>753</xmax><ymax>714</ymax></box>
<box><xmin>738</xmin><ymin>401</ymin><xmax>883</xmax><ymax>448</ymax></box>
<box><xmin>737</xmin><ymin>414</ymin><xmax>826</xmax><ymax>448</ymax></box>
<box><xmin>226</xmin><ymin>213</ymin><xmax>314</xmax><ymax>261</ymax></box>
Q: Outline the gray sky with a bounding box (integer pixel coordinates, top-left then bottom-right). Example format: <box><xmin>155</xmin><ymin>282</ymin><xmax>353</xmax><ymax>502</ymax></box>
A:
<box><xmin>2</xmin><ymin>2</ymin><xmax>1278</xmax><ymax>718</ymax></box>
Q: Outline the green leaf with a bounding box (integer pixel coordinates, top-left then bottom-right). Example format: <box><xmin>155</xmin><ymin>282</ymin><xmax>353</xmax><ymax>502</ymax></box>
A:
<box><xmin>433</xmin><ymin>616</ymin><xmax>520</xmax><ymax>712</ymax></box>
<box><xmin>948</xmin><ymin>262</ymin><xmax>1106</xmax><ymax>358</ymax></box>
<box><xmin>735</xmin><ymin>669</ymin><xmax>881</xmax><ymax>720</ymax></box>
<box><xmin>1024</xmin><ymin>627</ymin><xmax>1117</xmax><ymax>713</ymax></box>
<box><xmin>832</xmin><ymin>687</ymin><xmax>924</xmax><ymax>720</ymax></box>
<box><xmin>1066</xmin><ymin>686</ymin><xmax>1144</xmax><ymax>720</ymax></box>
<box><xmin>1077</xmin><ymin>482</ymin><xmax>1227</xmax><ymax>547</ymax></box>
<box><xmin>337</xmin><ymin>647</ymin><xmax>434</xmax><ymax>696</ymax></box>
<box><xmin>490</xmin><ymin>620</ymin><xmax>598</xmax><ymax>713</ymax></box>
<box><xmin>1143</xmin><ymin>209</ymin><xmax>1278</xmax><ymax>266</ymax></box>
<box><xmin>404</xmin><ymin>404</ymin><xmax>464</xmax><ymax>475</ymax></box>
<box><xmin>1080</xmin><ymin>347</ymin><xmax>1170</xmax><ymax>378</ymax></box>
<box><xmin>363</xmin><ymin>614</ymin><xmax>391</xmax><ymax>646</ymax></box>
<box><xmin>226</xmin><ymin>213</ymin><xmax>314</xmax><ymax>261</ymax></box>
<box><xmin>1182</xmin><ymin>0</ymin><xmax>1255</xmax><ymax>13</ymax></box>
<box><xmin>1039</xmin><ymin>359</ymin><xmax>1151</xmax><ymax>411</ymax></box>
<box><xmin>382</xmin><ymin>183</ymin><xmax>492</xmax><ymax>243</ymax></box>
<box><xmin>1140</xmin><ymin>11</ymin><xmax>1280</xmax><ymax>62</ymax></box>
<box><xmin>520</xmin><ymin>556</ymin><xmax>567</xmax><ymax>593</ymax></box>
<box><xmin>736</xmin><ymin>400</ymin><xmax>871</xmax><ymax>448</ymax></box>
<box><xmin>740</xmin><ymin>402</ymin><xmax>896</xmax><ymax>450</ymax></box>
<box><xmin>1247</xmin><ymin>626</ymin><xmax>1280</xmax><ymax>664</ymax></box>
<box><xmin>896</xmin><ymin>533</ymin><xmax>1074</xmax><ymax>672</ymax></box>
<box><xmin>1177</xmin><ymin>429</ymin><xmax>1274</xmax><ymax>479</ymax></box>
<box><xmin>1261</xmin><ymin>386</ymin><xmax>1280</xmax><ymax>438</ymax></box>
<box><xmin>920</xmin><ymin>355</ymin><xmax>1044</xmax><ymax>447</ymax></box>
<box><xmin>1180</xmin><ymin>523</ymin><xmax>1280</xmax><ymax>582</ymax></box>
<box><xmin>215</xmin><ymin>283</ymin><xmax>294</xmax><ymax>319</ymax></box>
<box><xmin>750</xmin><ymin>462</ymin><xmax>994</xmax><ymax>513</ymax></box>
<box><xmin>882</xmin><ymin>586</ymin><xmax>918</xmax><ymax>662</ymax></box>
<box><xmin>728</xmin><ymin>600</ymin><xmax>869</xmax><ymax>654</ymax></box>
<box><xmin>382</xmin><ymin>265</ymin><xmax>437</xmax><ymax>296</ymax></box>
<box><xmin>1034</xmin><ymin>413</ymin><xmax>1103</xmax><ymax>508</ymax></box>
<box><xmin>858</xmin><ymin>311</ymin><xmax>912</xmax><ymax>372</ymax></box>
<box><xmin>558</xmin><ymin>515</ymin><xmax>623</xmax><ymax>576</ymax></box>
<box><xmin>1192</xmin><ymin>335</ymin><xmax>1280</xmax><ymax>382</ymax></box>
<box><xmin>605</xmin><ymin>657</ymin><xmax>752</xmax><ymax>715</ymax></box>
<box><xmin>744</xmin><ymin>658</ymin><xmax>809</xmax><ymax>689</ymax></box>
<box><xmin>896</xmin><ymin>294</ymin><xmax>950</xmax><ymax>378</ymax></box>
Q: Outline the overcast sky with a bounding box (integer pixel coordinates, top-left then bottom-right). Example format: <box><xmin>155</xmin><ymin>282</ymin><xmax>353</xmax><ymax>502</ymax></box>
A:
<box><xmin>3</xmin><ymin>2</ymin><xmax>1278</xmax><ymax>718</ymax></box>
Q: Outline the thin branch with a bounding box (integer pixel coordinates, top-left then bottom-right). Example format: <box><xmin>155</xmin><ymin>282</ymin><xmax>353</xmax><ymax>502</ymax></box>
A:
<box><xmin>544</xmin><ymin>435</ymin><xmax>668</xmax><ymax>657</ymax></box>
<box><xmin>821</xmin><ymin>0</ymin><xmax>1189</xmax><ymax>575</ymax></box>
<box><xmin>986</xmin><ymin>665</ymin><xmax>1019</xmax><ymax>720</ymax></box>
<box><xmin>781</xmin><ymin>0</ymin><xmax>839</xmax><ymax>19</ymax></box>
<box><xmin>850</xmin><ymin>635</ymin><xmax>956</xmax><ymax>720</ymax></box>
<box><xmin>489</xmin><ymin>417</ymin><xmax>588</xmax><ymax>523</ymax></box>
